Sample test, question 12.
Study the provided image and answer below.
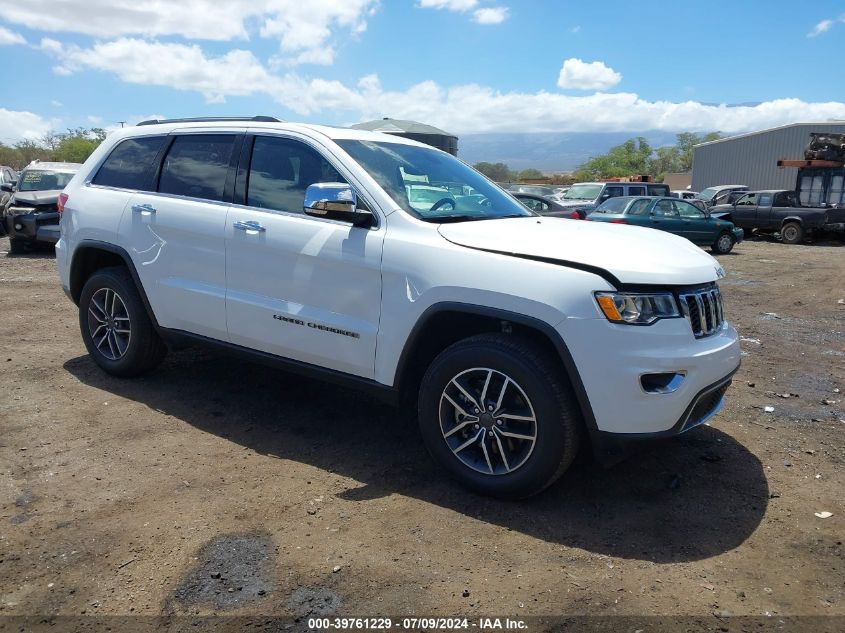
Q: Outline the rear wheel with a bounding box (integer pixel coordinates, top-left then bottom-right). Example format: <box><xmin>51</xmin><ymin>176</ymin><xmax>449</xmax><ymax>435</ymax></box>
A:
<box><xmin>780</xmin><ymin>222</ymin><xmax>803</xmax><ymax>245</ymax></box>
<box><xmin>711</xmin><ymin>231</ymin><xmax>735</xmax><ymax>254</ymax></box>
<box><xmin>418</xmin><ymin>333</ymin><xmax>580</xmax><ymax>498</ymax></box>
<box><xmin>79</xmin><ymin>267</ymin><xmax>167</xmax><ymax>377</ymax></box>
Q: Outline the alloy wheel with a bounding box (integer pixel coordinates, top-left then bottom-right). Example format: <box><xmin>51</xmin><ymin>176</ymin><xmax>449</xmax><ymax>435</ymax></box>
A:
<box><xmin>439</xmin><ymin>367</ymin><xmax>537</xmax><ymax>475</ymax></box>
<box><xmin>87</xmin><ymin>287</ymin><xmax>132</xmax><ymax>360</ymax></box>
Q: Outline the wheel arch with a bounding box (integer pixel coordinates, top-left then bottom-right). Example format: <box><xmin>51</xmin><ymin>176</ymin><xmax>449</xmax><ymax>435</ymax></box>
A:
<box><xmin>393</xmin><ymin>302</ymin><xmax>598</xmax><ymax>435</ymax></box>
<box><xmin>69</xmin><ymin>240</ymin><xmax>159</xmax><ymax>328</ymax></box>
<box><xmin>780</xmin><ymin>216</ymin><xmax>804</xmax><ymax>228</ymax></box>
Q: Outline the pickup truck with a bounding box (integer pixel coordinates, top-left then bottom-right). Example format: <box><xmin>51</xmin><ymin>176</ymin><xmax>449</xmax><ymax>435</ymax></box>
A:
<box><xmin>710</xmin><ymin>189</ymin><xmax>845</xmax><ymax>244</ymax></box>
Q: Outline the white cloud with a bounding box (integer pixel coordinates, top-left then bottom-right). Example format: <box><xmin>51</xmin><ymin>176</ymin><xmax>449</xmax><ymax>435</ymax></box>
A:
<box><xmin>36</xmin><ymin>37</ymin><xmax>845</xmax><ymax>136</ymax></box>
<box><xmin>472</xmin><ymin>7</ymin><xmax>508</xmax><ymax>24</ymax></box>
<box><xmin>418</xmin><ymin>0</ymin><xmax>478</xmax><ymax>10</ymax></box>
<box><xmin>0</xmin><ymin>109</ymin><xmax>52</xmax><ymax>142</ymax></box>
<box><xmin>807</xmin><ymin>14</ymin><xmax>845</xmax><ymax>37</ymax></box>
<box><xmin>808</xmin><ymin>18</ymin><xmax>834</xmax><ymax>36</ymax></box>
<box><xmin>0</xmin><ymin>26</ymin><xmax>26</xmax><ymax>45</ymax></box>
<box><xmin>570</xmin><ymin>25</ymin><xmax>581</xmax><ymax>34</ymax></box>
<box><xmin>3</xmin><ymin>0</ymin><xmax>378</xmax><ymax>65</ymax></box>
<box><xmin>557</xmin><ymin>58</ymin><xmax>622</xmax><ymax>91</ymax></box>
<box><xmin>51</xmin><ymin>100</ymin><xmax>64</xmax><ymax>108</ymax></box>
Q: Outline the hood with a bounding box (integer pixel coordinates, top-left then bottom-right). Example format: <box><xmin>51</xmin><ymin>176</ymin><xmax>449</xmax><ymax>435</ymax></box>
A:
<box><xmin>438</xmin><ymin>217</ymin><xmax>723</xmax><ymax>286</ymax></box>
<box><xmin>11</xmin><ymin>190</ymin><xmax>61</xmax><ymax>206</ymax></box>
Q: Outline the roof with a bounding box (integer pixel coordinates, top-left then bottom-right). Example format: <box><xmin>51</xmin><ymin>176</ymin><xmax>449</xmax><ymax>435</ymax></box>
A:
<box><xmin>24</xmin><ymin>161</ymin><xmax>83</xmax><ymax>171</ymax></box>
<box><xmin>349</xmin><ymin>118</ymin><xmax>457</xmax><ymax>137</ymax></box>
<box><xmin>110</xmin><ymin>120</ymin><xmax>433</xmax><ymax>149</ymax></box>
<box><xmin>695</xmin><ymin>121</ymin><xmax>845</xmax><ymax>148</ymax></box>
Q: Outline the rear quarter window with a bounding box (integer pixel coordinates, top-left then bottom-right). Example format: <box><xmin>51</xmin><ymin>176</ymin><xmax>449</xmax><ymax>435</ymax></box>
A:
<box><xmin>93</xmin><ymin>136</ymin><xmax>167</xmax><ymax>191</ymax></box>
<box><xmin>647</xmin><ymin>184</ymin><xmax>670</xmax><ymax>196</ymax></box>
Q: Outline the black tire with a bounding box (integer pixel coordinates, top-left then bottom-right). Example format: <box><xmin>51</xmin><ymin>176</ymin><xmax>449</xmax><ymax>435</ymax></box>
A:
<box><xmin>418</xmin><ymin>333</ymin><xmax>580</xmax><ymax>499</ymax></box>
<box><xmin>78</xmin><ymin>266</ymin><xmax>167</xmax><ymax>377</ymax></box>
<box><xmin>9</xmin><ymin>238</ymin><xmax>28</xmax><ymax>254</ymax></box>
<box><xmin>711</xmin><ymin>231</ymin><xmax>735</xmax><ymax>254</ymax></box>
<box><xmin>780</xmin><ymin>221</ymin><xmax>804</xmax><ymax>245</ymax></box>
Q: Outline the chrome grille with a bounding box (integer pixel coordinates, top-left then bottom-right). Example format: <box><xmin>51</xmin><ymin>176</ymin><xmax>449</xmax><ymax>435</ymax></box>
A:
<box><xmin>679</xmin><ymin>286</ymin><xmax>724</xmax><ymax>338</ymax></box>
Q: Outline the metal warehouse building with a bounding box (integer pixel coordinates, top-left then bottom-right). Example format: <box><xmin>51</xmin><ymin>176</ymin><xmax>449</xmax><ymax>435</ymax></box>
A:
<box><xmin>350</xmin><ymin>118</ymin><xmax>459</xmax><ymax>156</ymax></box>
<box><xmin>692</xmin><ymin>122</ymin><xmax>845</xmax><ymax>192</ymax></box>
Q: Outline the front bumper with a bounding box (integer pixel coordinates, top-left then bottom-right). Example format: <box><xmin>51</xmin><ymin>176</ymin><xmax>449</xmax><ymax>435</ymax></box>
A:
<box><xmin>733</xmin><ymin>227</ymin><xmax>744</xmax><ymax>243</ymax></box>
<box><xmin>5</xmin><ymin>209</ymin><xmax>60</xmax><ymax>243</ymax></box>
<box><xmin>560</xmin><ymin>315</ymin><xmax>741</xmax><ymax>436</ymax></box>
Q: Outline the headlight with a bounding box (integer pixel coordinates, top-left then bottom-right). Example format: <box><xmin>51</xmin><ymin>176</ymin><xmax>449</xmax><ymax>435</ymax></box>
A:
<box><xmin>595</xmin><ymin>292</ymin><xmax>679</xmax><ymax>325</ymax></box>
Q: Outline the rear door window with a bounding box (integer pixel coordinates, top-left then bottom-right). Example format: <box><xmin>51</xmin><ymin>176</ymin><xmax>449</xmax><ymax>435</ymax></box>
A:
<box><xmin>158</xmin><ymin>134</ymin><xmax>237</xmax><ymax>202</ymax></box>
<box><xmin>758</xmin><ymin>193</ymin><xmax>773</xmax><ymax>207</ymax></box>
<box><xmin>93</xmin><ymin>136</ymin><xmax>167</xmax><ymax>191</ymax></box>
<box><xmin>627</xmin><ymin>186</ymin><xmax>646</xmax><ymax>196</ymax></box>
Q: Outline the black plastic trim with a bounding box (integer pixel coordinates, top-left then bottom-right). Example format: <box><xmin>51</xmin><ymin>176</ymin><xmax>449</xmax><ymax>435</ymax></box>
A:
<box><xmin>158</xmin><ymin>329</ymin><xmax>399</xmax><ymax>404</ymax></box>
<box><xmin>394</xmin><ymin>301</ymin><xmax>599</xmax><ymax>436</ymax></box>
<box><xmin>137</xmin><ymin>116</ymin><xmax>281</xmax><ymax>126</ymax></box>
<box><xmin>70</xmin><ymin>240</ymin><xmax>161</xmax><ymax>329</ymax></box>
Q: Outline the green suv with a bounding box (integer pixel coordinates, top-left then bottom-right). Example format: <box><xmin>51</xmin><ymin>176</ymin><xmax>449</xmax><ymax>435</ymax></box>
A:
<box><xmin>588</xmin><ymin>196</ymin><xmax>744</xmax><ymax>254</ymax></box>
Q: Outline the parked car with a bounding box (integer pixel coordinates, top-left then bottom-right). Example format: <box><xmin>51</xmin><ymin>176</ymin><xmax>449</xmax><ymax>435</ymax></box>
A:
<box><xmin>555</xmin><ymin>181</ymin><xmax>671</xmax><ymax>216</ymax></box>
<box><xmin>56</xmin><ymin>116</ymin><xmax>739</xmax><ymax>498</ymax></box>
<box><xmin>0</xmin><ymin>165</ymin><xmax>17</xmax><ymax>234</ymax></box>
<box><xmin>588</xmin><ymin>196</ymin><xmax>744</xmax><ymax>254</ymax></box>
<box><xmin>696</xmin><ymin>185</ymin><xmax>749</xmax><ymax>208</ymax></box>
<box><xmin>671</xmin><ymin>190</ymin><xmax>699</xmax><ymax>200</ymax></box>
<box><xmin>512</xmin><ymin>193</ymin><xmax>585</xmax><ymax>219</ymax></box>
<box><xmin>507</xmin><ymin>184</ymin><xmax>557</xmax><ymax>197</ymax></box>
<box><xmin>2</xmin><ymin>161</ymin><xmax>82</xmax><ymax>253</ymax></box>
<box><xmin>710</xmin><ymin>189</ymin><xmax>845</xmax><ymax>244</ymax></box>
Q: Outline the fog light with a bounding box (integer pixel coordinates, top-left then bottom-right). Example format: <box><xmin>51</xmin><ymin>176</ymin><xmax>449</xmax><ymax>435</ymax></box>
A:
<box><xmin>641</xmin><ymin>372</ymin><xmax>685</xmax><ymax>394</ymax></box>
<box><xmin>14</xmin><ymin>223</ymin><xmax>23</xmax><ymax>230</ymax></box>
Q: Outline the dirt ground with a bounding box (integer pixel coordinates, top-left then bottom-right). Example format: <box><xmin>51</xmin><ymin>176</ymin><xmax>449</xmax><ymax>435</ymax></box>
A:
<box><xmin>0</xmin><ymin>234</ymin><xmax>843</xmax><ymax>630</ymax></box>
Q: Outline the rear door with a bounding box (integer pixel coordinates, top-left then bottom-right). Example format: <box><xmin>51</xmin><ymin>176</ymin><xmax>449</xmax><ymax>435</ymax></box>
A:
<box><xmin>118</xmin><ymin>131</ymin><xmax>242</xmax><ymax>340</ymax></box>
<box><xmin>224</xmin><ymin>133</ymin><xmax>384</xmax><ymax>379</ymax></box>
<box><xmin>755</xmin><ymin>192</ymin><xmax>774</xmax><ymax>228</ymax></box>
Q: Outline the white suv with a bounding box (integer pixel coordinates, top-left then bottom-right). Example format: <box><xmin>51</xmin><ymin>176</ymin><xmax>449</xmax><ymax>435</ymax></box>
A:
<box><xmin>56</xmin><ymin>116</ymin><xmax>741</xmax><ymax>498</ymax></box>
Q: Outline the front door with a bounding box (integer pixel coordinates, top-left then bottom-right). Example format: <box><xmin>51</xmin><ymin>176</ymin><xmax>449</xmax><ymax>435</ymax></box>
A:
<box><xmin>731</xmin><ymin>192</ymin><xmax>759</xmax><ymax>228</ymax></box>
<box><xmin>224</xmin><ymin>134</ymin><xmax>384</xmax><ymax>379</ymax></box>
<box><xmin>674</xmin><ymin>199</ymin><xmax>711</xmax><ymax>243</ymax></box>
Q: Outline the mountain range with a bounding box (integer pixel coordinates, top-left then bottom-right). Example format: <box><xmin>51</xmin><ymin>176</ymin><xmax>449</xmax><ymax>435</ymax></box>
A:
<box><xmin>457</xmin><ymin>131</ymin><xmax>684</xmax><ymax>173</ymax></box>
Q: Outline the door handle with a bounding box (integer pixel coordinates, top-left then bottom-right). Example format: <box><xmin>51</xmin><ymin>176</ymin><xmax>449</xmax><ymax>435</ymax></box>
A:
<box><xmin>131</xmin><ymin>203</ymin><xmax>156</xmax><ymax>215</ymax></box>
<box><xmin>233</xmin><ymin>220</ymin><xmax>266</xmax><ymax>233</ymax></box>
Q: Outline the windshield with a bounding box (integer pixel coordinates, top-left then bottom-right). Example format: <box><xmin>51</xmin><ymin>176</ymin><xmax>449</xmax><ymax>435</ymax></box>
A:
<box><xmin>563</xmin><ymin>184</ymin><xmax>603</xmax><ymax>200</ymax></box>
<box><xmin>335</xmin><ymin>140</ymin><xmax>533</xmax><ymax>222</ymax></box>
<box><xmin>18</xmin><ymin>169</ymin><xmax>76</xmax><ymax>192</ymax></box>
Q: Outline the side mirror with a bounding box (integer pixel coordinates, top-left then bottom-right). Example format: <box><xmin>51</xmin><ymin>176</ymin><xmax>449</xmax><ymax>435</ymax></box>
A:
<box><xmin>0</xmin><ymin>183</ymin><xmax>13</xmax><ymax>193</ymax></box>
<box><xmin>304</xmin><ymin>182</ymin><xmax>372</xmax><ymax>226</ymax></box>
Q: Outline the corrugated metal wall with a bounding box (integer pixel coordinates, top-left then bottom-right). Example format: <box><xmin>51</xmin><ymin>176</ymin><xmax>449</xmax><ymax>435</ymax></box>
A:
<box><xmin>691</xmin><ymin>123</ymin><xmax>845</xmax><ymax>191</ymax></box>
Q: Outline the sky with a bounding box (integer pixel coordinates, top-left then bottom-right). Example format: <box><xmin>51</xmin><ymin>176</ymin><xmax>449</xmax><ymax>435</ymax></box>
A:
<box><xmin>1</xmin><ymin>0</ymin><xmax>844</xmax><ymax>144</ymax></box>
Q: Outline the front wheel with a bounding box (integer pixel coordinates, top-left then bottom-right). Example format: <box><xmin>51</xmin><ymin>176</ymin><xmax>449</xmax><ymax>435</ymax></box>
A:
<box><xmin>780</xmin><ymin>222</ymin><xmax>804</xmax><ymax>245</ymax></box>
<box><xmin>711</xmin><ymin>231</ymin><xmax>735</xmax><ymax>254</ymax></box>
<box><xmin>78</xmin><ymin>266</ymin><xmax>167</xmax><ymax>377</ymax></box>
<box><xmin>418</xmin><ymin>333</ymin><xmax>580</xmax><ymax>498</ymax></box>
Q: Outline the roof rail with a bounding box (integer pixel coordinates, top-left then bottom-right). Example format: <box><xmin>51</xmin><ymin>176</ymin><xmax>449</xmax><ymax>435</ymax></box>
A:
<box><xmin>136</xmin><ymin>116</ymin><xmax>282</xmax><ymax>126</ymax></box>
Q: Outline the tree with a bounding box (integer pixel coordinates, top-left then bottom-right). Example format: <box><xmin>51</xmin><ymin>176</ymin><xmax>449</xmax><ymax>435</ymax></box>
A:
<box><xmin>473</xmin><ymin>161</ymin><xmax>514</xmax><ymax>182</ymax></box>
<box><xmin>574</xmin><ymin>131</ymin><xmax>722</xmax><ymax>181</ymax></box>
<box><xmin>575</xmin><ymin>137</ymin><xmax>653</xmax><ymax>181</ymax></box>
<box><xmin>518</xmin><ymin>168</ymin><xmax>544</xmax><ymax>180</ymax></box>
<box><xmin>0</xmin><ymin>127</ymin><xmax>108</xmax><ymax>169</ymax></box>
